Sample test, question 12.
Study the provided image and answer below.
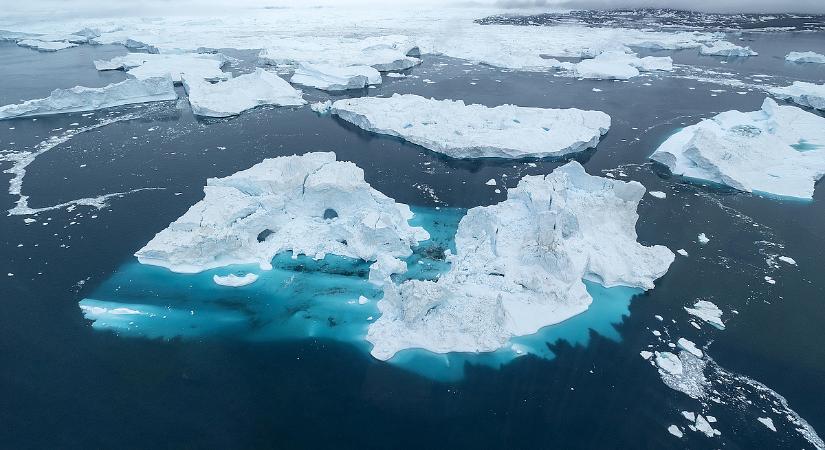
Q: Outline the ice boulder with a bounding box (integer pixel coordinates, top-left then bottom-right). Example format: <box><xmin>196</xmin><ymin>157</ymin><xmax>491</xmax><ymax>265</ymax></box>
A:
<box><xmin>699</xmin><ymin>41</ymin><xmax>757</xmax><ymax>57</ymax></box>
<box><xmin>94</xmin><ymin>52</ymin><xmax>229</xmax><ymax>84</ymax></box>
<box><xmin>367</xmin><ymin>161</ymin><xmax>674</xmax><ymax>360</ymax></box>
<box><xmin>0</xmin><ymin>77</ymin><xmax>177</xmax><ymax>120</ymax></box>
<box><xmin>329</xmin><ymin>94</ymin><xmax>611</xmax><ymax>159</ymax></box>
<box><xmin>135</xmin><ymin>152</ymin><xmax>430</xmax><ymax>280</ymax></box>
<box><xmin>574</xmin><ymin>51</ymin><xmax>673</xmax><ymax>80</ymax></box>
<box><xmin>771</xmin><ymin>81</ymin><xmax>825</xmax><ymax>111</ymax></box>
<box><xmin>785</xmin><ymin>51</ymin><xmax>825</xmax><ymax>64</ymax></box>
<box><xmin>183</xmin><ymin>68</ymin><xmax>305</xmax><ymax>117</ymax></box>
<box><xmin>17</xmin><ymin>39</ymin><xmax>78</xmax><ymax>52</ymax></box>
<box><xmin>290</xmin><ymin>63</ymin><xmax>381</xmax><ymax>91</ymax></box>
<box><xmin>650</xmin><ymin>98</ymin><xmax>825</xmax><ymax>199</ymax></box>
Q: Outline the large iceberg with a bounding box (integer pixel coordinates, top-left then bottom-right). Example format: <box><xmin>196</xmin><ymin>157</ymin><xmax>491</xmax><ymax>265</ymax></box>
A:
<box><xmin>329</xmin><ymin>94</ymin><xmax>611</xmax><ymax>159</ymax></box>
<box><xmin>366</xmin><ymin>161</ymin><xmax>675</xmax><ymax>360</ymax></box>
<box><xmin>94</xmin><ymin>52</ymin><xmax>229</xmax><ymax>84</ymax></box>
<box><xmin>135</xmin><ymin>152</ymin><xmax>430</xmax><ymax>280</ymax></box>
<box><xmin>290</xmin><ymin>63</ymin><xmax>381</xmax><ymax>91</ymax></box>
<box><xmin>699</xmin><ymin>41</ymin><xmax>758</xmax><ymax>57</ymax></box>
<box><xmin>650</xmin><ymin>98</ymin><xmax>825</xmax><ymax>199</ymax></box>
<box><xmin>771</xmin><ymin>82</ymin><xmax>825</xmax><ymax>111</ymax></box>
<box><xmin>0</xmin><ymin>77</ymin><xmax>177</xmax><ymax>120</ymax></box>
<box><xmin>574</xmin><ymin>51</ymin><xmax>673</xmax><ymax>80</ymax></box>
<box><xmin>183</xmin><ymin>68</ymin><xmax>305</xmax><ymax>117</ymax></box>
<box><xmin>785</xmin><ymin>51</ymin><xmax>825</xmax><ymax>64</ymax></box>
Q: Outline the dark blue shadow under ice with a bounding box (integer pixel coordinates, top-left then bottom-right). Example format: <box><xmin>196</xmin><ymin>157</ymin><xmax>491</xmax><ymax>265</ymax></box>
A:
<box><xmin>79</xmin><ymin>206</ymin><xmax>640</xmax><ymax>381</ymax></box>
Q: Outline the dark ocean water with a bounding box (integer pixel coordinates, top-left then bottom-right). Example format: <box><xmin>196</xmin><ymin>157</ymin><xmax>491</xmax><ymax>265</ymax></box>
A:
<box><xmin>0</xmin><ymin>29</ymin><xmax>824</xmax><ymax>449</ymax></box>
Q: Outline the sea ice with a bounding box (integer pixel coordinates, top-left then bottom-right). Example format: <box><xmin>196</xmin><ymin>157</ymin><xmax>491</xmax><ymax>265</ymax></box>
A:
<box><xmin>183</xmin><ymin>68</ymin><xmax>305</xmax><ymax>117</ymax></box>
<box><xmin>648</xmin><ymin>191</ymin><xmax>666</xmax><ymax>199</ymax></box>
<box><xmin>290</xmin><ymin>63</ymin><xmax>381</xmax><ymax>91</ymax></box>
<box><xmin>0</xmin><ymin>77</ymin><xmax>177</xmax><ymax>120</ymax></box>
<box><xmin>366</xmin><ymin>161</ymin><xmax>674</xmax><ymax>360</ymax></box>
<box><xmin>135</xmin><ymin>152</ymin><xmax>430</xmax><ymax>281</ymax></box>
<box><xmin>785</xmin><ymin>51</ymin><xmax>825</xmax><ymax>64</ymax></box>
<box><xmin>310</xmin><ymin>100</ymin><xmax>332</xmax><ymax>114</ymax></box>
<box><xmin>695</xmin><ymin>414</ymin><xmax>721</xmax><ymax>437</ymax></box>
<box><xmin>677</xmin><ymin>337</ymin><xmax>703</xmax><ymax>358</ymax></box>
<box><xmin>650</xmin><ymin>98</ymin><xmax>825</xmax><ymax>199</ymax></box>
<box><xmin>771</xmin><ymin>81</ymin><xmax>825</xmax><ymax>111</ymax></box>
<box><xmin>699</xmin><ymin>41</ymin><xmax>757</xmax><ymax>57</ymax></box>
<box><xmin>17</xmin><ymin>39</ymin><xmax>78</xmax><ymax>52</ymax></box>
<box><xmin>698</xmin><ymin>233</ymin><xmax>710</xmax><ymax>245</ymax></box>
<box><xmin>213</xmin><ymin>273</ymin><xmax>259</xmax><ymax>287</ymax></box>
<box><xmin>655</xmin><ymin>351</ymin><xmax>683</xmax><ymax>375</ymax></box>
<box><xmin>94</xmin><ymin>52</ymin><xmax>230</xmax><ymax>84</ymax></box>
<box><xmin>758</xmin><ymin>417</ymin><xmax>777</xmax><ymax>432</ymax></box>
<box><xmin>574</xmin><ymin>51</ymin><xmax>673</xmax><ymax>80</ymax></box>
<box><xmin>685</xmin><ymin>300</ymin><xmax>725</xmax><ymax>330</ymax></box>
<box><xmin>778</xmin><ymin>256</ymin><xmax>796</xmax><ymax>265</ymax></box>
<box><xmin>667</xmin><ymin>425</ymin><xmax>683</xmax><ymax>438</ymax></box>
<box><xmin>329</xmin><ymin>94</ymin><xmax>611</xmax><ymax>159</ymax></box>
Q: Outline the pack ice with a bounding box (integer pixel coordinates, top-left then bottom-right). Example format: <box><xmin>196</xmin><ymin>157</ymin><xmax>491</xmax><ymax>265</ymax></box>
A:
<box><xmin>183</xmin><ymin>69</ymin><xmax>305</xmax><ymax>117</ymax></box>
<box><xmin>290</xmin><ymin>63</ymin><xmax>381</xmax><ymax>91</ymax></box>
<box><xmin>329</xmin><ymin>94</ymin><xmax>611</xmax><ymax>159</ymax></box>
<box><xmin>771</xmin><ymin>82</ymin><xmax>825</xmax><ymax>111</ymax></box>
<box><xmin>135</xmin><ymin>152</ymin><xmax>430</xmax><ymax>283</ymax></box>
<box><xmin>367</xmin><ymin>161</ymin><xmax>675</xmax><ymax>360</ymax></box>
<box><xmin>0</xmin><ymin>77</ymin><xmax>177</xmax><ymax>120</ymax></box>
<box><xmin>650</xmin><ymin>98</ymin><xmax>825</xmax><ymax>199</ymax></box>
<box><xmin>95</xmin><ymin>52</ymin><xmax>229</xmax><ymax>83</ymax></box>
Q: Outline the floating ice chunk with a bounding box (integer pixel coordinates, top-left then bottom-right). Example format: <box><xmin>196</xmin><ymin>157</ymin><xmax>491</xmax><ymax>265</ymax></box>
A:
<box><xmin>700</xmin><ymin>41</ymin><xmax>757</xmax><ymax>57</ymax></box>
<box><xmin>677</xmin><ymin>337</ymin><xmax>703</xmax><ymax>358</ymax></box>
<box><xmin>358</xmin><ymin>296</ymin><xmax>369</xmax><ymax>305</ymax></box>
<box><xmin>485</xmin><ymin>178</ymin><xmax>497</xmax><ymax>186</ymax></box>
<box><xmin>640</xmin><ymin>350</ymin><xmax>653</xmax><ymax>360</ymax></box>
<box><xmin>135</xmin><ymin>152</ymin><xmax>429</xmax><ymax>282</ymax></box>
<box><xmin>656</xmin><ymin>351</ymin><xmax>683</xmax><ymax>375</ymax></box>
<box><xmin>95</xmin><ymin>52</ymin><xmax>229</xmax><ymax>84</ymax></box>
<box><xmin>257</xmin><ymin>36</ymin><xmax>420</xmax><ymax>73</ymax></box>
<box><xmin>212</xmin><ymin>273</ymin><xmax>259</xmax><ymax>287</ymax></box>
<box><xmin>367</xmin><ymin>161</ymin><xmax>674</xmax><ymax>360</ymax></box>
<box><xmin>771</xmin><ymin>81</ymin><xmax>825</xmax><ymax>111</ymax></box>
<box><xmin>677</xmin><ymin>249</ymin><xmax>688</xmax><ymax>257</ymax></box>
<box><xmin>291</xmin><ymin>63</ymin><xmax>381</xmax><ymax>91</ymax></box>
<box><xmin>650</xmin><ymin>98</ymin><xmax>825</xmax><ymax>199</ymax></box>
<box><xmin>698</xmin><ymin>233</ymin><xmax>710</xmax><ymax>245</ymax></box>
<box><xmin>685</xmin><ymin>300</ymin><xmax>724</xmax><ymax>330</ymax></box>
<box><xmin>648</xmin><ymin>191</ymin><xmax>666</xmax><ymax>199</ymax></box>
<box><xmin>668</xmin><ymin>425</ymin><xmax>683</xmax><ymax>438</ymax></box>
<box><xmin>17</xmin><ymin>39</ymin><xmax>77</xmax><ymax>52</ymax></box>
<box><xmin>574</xmin><ymin>51</ymin><xmax>672</xmax><ymax>80</ymax></box>
<box><xmin>778</xmin><ymin>256</ymin><xmax>796</xmax><ymax>265</ymax></box>
<box><xmin>785</xmin><ymin>51</ymin><xmax>825</xmax><ymax>64</ymax></box>
<box><xmin>368</xmin><ymin>255</ymin><xmax>407</xmax><ymax>285</ymax></box>
<box><xmin>695</xmin><ymin>414</ymin><xmax>721</xmax><ymax>437</ymax></box>
<box><xmin>682</xmin><ymin>411</ymin><xmax>696</xmax><ymax>422</ymax></box>
<box><xmin>385</xmin><ymin>72</ymin><xmax>407</xmax><ymax>78</ymax></box>
<box><xmin>330</xmin><ymin>94</ymin><xmax>611</xmax><ymax>159</ymax></box>
<box><xmin>183</xmin><ymin>69</ymin><xmax>305</xmax><ymax>117</ymax></box>
<box><xmin>758</xmin><ymin>417</ymin><xmax>777</xmax><ymax>432</ymax></box>
<box><xmin>310</xmin><ymin>101</ymin><xmax>332</xmax><ymax>114</ymax></box>
<box><xmin>0</xmin><ymin>77</ymin><xmax>176</xmax><ymax>120</ymax></box>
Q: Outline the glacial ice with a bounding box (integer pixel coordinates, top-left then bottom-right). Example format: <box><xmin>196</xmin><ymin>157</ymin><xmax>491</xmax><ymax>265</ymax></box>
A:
<box><xmin>330</xmin><ymin>94</ymin><xmax>611</xmax><ymax>159</ymax></box>
<box><xmin>699</xmin><ymin>41</ymin><xmax>758</xmax><ymax>57</ymax></box>
<box><xmin>685</xmin><ymin>300</ymin><xmax>725</xmax><ymax>330</ymax></box>
<box><xmin>258</xmin><ymin>35</ymin><xmax>420</xmax><ymax>73</ymax></box>
<box><xmin>135</xmin><ymin>152</ymin><xmax>430</xmax><ymax>282</ymax></box>
<box><xmin>574</xmin><ymin>51</ymin><xmax>673</xmax><ymax>80</ymax></box>
<box><xmin>94</xmin><ymin>52</ymin><xmax>230</xmax><ymax>84</ymax></box>
<box><xmin>366</xmin><ymin>161</ymin><xmax>674</xmax><ymax>360</ymax></box>
<box><xmin>213</xmin><ymin>273</ymin><xmax>259</xmax><ymax>287</ymax></box>
<box><xmin>290</xmin><ymin>63</ymin><xmax>381</xmax><ymax>91</ymax></box>
<box><xmin>785</xmin><ymin>51</ymin><xmax>825</xmax><ymax>64</ymax></box>
<box><xmin>17</xmin><ymin>39</ymin><xmax>77</xmax><ymax>52</ymax></box>
<box><xmin>0</xmin><ymin>77</ymin><xmax>177</xmax><ymax>120</ymax></box>
<box><xmin>650</xmin><ymin>98</ymin><xmax>825</xmax><ymax>199</ymax></box>
<box><xmin>771</xmin><ymin>81</ymin><xmax>825</xmax><ymax>111</ymax></box>
<box><xmin>183</xmin><ymin>68</ymin><xmax>305</xmax><ymax>118</ymax></box>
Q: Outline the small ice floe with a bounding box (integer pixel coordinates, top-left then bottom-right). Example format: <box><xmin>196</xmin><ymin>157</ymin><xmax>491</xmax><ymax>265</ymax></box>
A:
<box><xmin>694</xmin><ymin>414</ymin><xmax>721</xmax><ymax>437</ymax></box>
<box><xmin>385</xmin><ymin>72</ymin><xmax>406</xmax><ymax>78</ymax></box>
<box><xmin>778</xmin><ymin>256</ymin><xmax>796</xmax><ymax>265</ymax></box>
<box><xmin>699</xmin><ymin>41</ymin><xmax>757</xmax><ymax>57</ymax></box>
<box><xmin>655</xmin><ymin>351</ymin><xmax>683</xmax><ymax>375</ymax></box>
<box><xmin>358</xmin><ymin>296</ymin><xmax>369</xmax><ymax>305</ymax></box>
<box><xmin>698</xmin><ymin>233</ymin><xmax>710</xmax><ymax>245</ymax></box>
<box><xmin>677</xmin><ymin>337</ymin><xmax>703</xmax><ymax>358</ymax></box>
<box><xmin>640</xmin><ymin>350</ymin><xmax>653</xmax><ymax>360</ymax></box>
<box><xmin>758</xmin><ymin>417</ymin><xmax>777</xmax><ymax>432</ymax></box>
<box><xmin>648</xmin><ymin>190</ymin><xmax>666</xmax><ymax>199</ymax></box>
<box><xmin>764</xmin><ymin>276</ymin><xmax>776</xmax><ymax>284</ymax></box>
<box><xmin>667</xmin><ymin>425</ymin><xmax>683</xmax><ymax>438</ymax></box>
<box><xmin>574</xmin><ymin>51</ymin><xmax>672</xmax><ymax>80</ymax></box>
<box><xmin>17</xmin><ymin>39</ymin><xmax>78</xmax><ymax>52</ymax></box>
<box><xmin>592</xmin><ymin>88</ymin><xmax>602</xmax><ymax>92</ymax></box>
<box><xmin>290</xmin><ymin>63</ymin><xmax>381</xmax><ymax>91</ymax></box>
<box><xmin>685</xmin><ymin>300</ymin><xmax>724</xmax><ymax>330</ymax></box>
<box><xmin>485</xmin><ymin>178</ymin><xmax>497</xmax><ymax>186</ymax></box>
<box><xmin>422</xmin><ymin>79</ymin><xmax>435</xmax><ymax>84</ymax></box>
<box><xmin>785</xmin><ymin>51</ymin><xmax>825</xmax><ymax>64</ymax></box>
<box><xmin>310</xmin><ymin>100</ymin><xmax>333</xmax><ymax>114</ymax></box>
<box><xmin>677</xmin><ymin>249</ymin><xmax>688</xmax><ymax>257</ymax></box>
<box><xmin>183</xmin><ymin>69</ymin><xmax>305</xmax><ymax>117</ymax></box>
<box><xmin>95</xmin><ymin>52</ymin><xmax>230</xmax><ymax>84</ymax></box>
<box><xmin>771</xmin><ymin>81</ymin><xmax>825</xmax><ymax>111</ymax></box>
<box><xmin>212</xmin><ymin>273</ymin><xmax>259</xmax><ymax>287</ymax></box>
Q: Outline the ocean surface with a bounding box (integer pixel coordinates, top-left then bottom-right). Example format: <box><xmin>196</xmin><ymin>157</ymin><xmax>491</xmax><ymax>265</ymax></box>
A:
<box><xmin>1</xmin><ymin>22</ymin><xmax>824</xmax><ymax>449</ymax></box>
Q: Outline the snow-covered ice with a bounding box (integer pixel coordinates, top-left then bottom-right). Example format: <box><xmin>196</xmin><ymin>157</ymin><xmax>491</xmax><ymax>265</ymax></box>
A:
<box><xmin>758</xmin><ymin>417</ymin><xmax>777</xmax><ymax>432</ymax></box>
<box><xmin>183</xmin><ymin>68</ymin><xmax>305</xmax><ymax>117</ymax></box>
<box><xmin>330</xmin><ymin>94</ymin><xmax>611</xmax><ymax>159</ymax></box>
<box><xmin>366</xmin><ymin>161</ymin><xmax>674</xmax><ymax>360</ymax></box>
<box><xmin>95</xmin><ymin>52</ymin><xmax>229</xmax><ymax>84</ymax></box>
<box><xmin>0</xmin><ymin>77</ymin><xmax>176</xmax><ymax>120</ymax></box>
<box><xmin>574</xmin><ymin>51</ymin><xmax>672</xmax><ymax>80</ymax></box>
<box><xmin>656</xmin><ymin>351</ymin><xmax>683</xmax><ymax>375</ymax></box>
<box><xmin>648</xmin><ymin>191</ymin><xmax>666</xmax><ymax>199</ymax></box>
<box><xmin>700</xmin><ymin>41</ymin><xmax>757</xmax><ymax>57</ymax></box>
<box><xmin>17</xmin><ymin>39</ymin><xmax>77</xmax><ymax>52</ymax></box>
<box><xmin>290</xmin><ymin>63</ymin><xmax>381</xmax><ymax>91</ymax></box>
<box><xmin>650</xmin><ymin>98</ymin><xmax>825</xmax><ymax>199</ymax></box>
<box><xmin>778</xmin><ymin>256</ymin><xmax>796</xmax><ymax>265</ymax></box>
<box><xmin>771</xmin><ymin>81</ymin><xmax>825</xmax><ymax>111</ymax></box>
<box><xmin>685</xmin><ymin>300</ymin><xmax>725</xmax><ymax>330</ymax></box>
<box><xmin>667</xmin><ymin>425</ymin><xmax>683</xmax><ymax>438</ymax></box>
<box><xmin>698</xmin><ymin>233</ymin><xmax>710</xmax><ymax>245</ymax></box>
<box><xmin>785</xmin><ymin>51</ymin><xmax>825</xmax><ymax>64</ymax></box>
<box><xmin>310</xmin><ymin>100</ymin><xmax>332</xmax><ymax>114</ymax></box>
<box><xmin>677</xmin><ymin>337</ymin><xmax>703</xmax><ymax>358</ymax></box>
<box><xmin>135</xmin><ymin>152</ymin><xmax>430</xmax><ymax>282</ymax></box>
<box><xmin>213</xmin><ymin>273</ymin><xmax>259</xmax><ymax>287</ymax></box>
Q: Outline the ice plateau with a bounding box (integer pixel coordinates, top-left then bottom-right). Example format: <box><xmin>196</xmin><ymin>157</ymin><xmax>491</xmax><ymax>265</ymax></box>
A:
<box><xmin>771</xmin><ymin>82</ymin><xmax>825</xmax><ymax>111</ymax></box>
<box><xmin>290</xmin><ymin>63</ymin><xmax>381</xmax><ymax>91</ymax></box>
<box><xmin>366</xmin><ymin>161</ymin><xmax>675</xmax><ymax>360</ymax></box>
<box><xmin>135</xmin><ymin>152</ymin><xmax>430</xmax><ymax>281</ymax></box>
<box><xmin>183</xmin><ymin>68</ymin><xmax>305</xmax><ymax>117</ymax></box>
<box><xmin>329</xmin><ymin>94</ymin><xmax>611</xmax><ymax>159</ymax></box>
<box><xmin>0</xmin><ymin>77</ymin><xmax>177</xmax><ymax>120</ymax></box>
<box><xmin>650</xmin><ymin>98</ymin><xmax>825</xmax><ymax>199</ymax></box>
<box><xmin>94</xmin><ymin>52</ymin><xmax>230</xmax><ymax>84</ymax></box>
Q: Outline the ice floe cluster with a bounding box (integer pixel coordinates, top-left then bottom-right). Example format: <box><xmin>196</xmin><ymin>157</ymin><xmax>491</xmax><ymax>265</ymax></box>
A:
<box><xmin>650</xmin><ymin>98</ymin><xmax>825</xmax><ymax>199</ymax></box>
<box><xmin>183</xmin><ymin>68</ymin><xmax>305</xmax><ymax>117</ymax></box>
<box><xmin>329</xmin><ymin>94</ymin><xmax>611</xmax><ymax>159</ymax></box>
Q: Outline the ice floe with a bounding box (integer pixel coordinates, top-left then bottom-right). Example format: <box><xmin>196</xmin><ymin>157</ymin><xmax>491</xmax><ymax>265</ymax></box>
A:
<box><xmin>758</xmin><ymin>417</ymin><xmax>777</xmax><ymax>432</ymax></box>
<box><xmin>213</xmin><ymin>273</ymin><xmax>259</xmax><ymax>287</ymax></box>
<box><xmin>650</xmin><ymin>98</ymin><xmax>825</xmax><ymax>199</ymax></box>
<box><xmin>698</xmin><ymin>233</ymin><xmax>710</xmax><ymax>245</ymax></box>
<box><xmin>785</xmin><ymin>51</ymin><xmax>825</xmax><ymax>64</ymax></box>
<box><xmin>771</xmin><ymin>81</ymin><xmax>825</xmax><ymax>111</ymax></box>
<box><xmin>667</xmin><ymin>425</ymin><xmax>683</xmax><ymax>438</ymax></box>
<box><xmin>135</xmin><ymin>152</ymin><xmax>430</xmax><ymax>282</ymax></box>
<box><xmin>648</xmin><ymin>191</ymin><xmax>666</xmax><ymax>199</ymax></box>
<box><xmin>677</xmin><ymin>337</ymin><xmax>703</xmax><ymax>358</ymax></box>
<box><xmin>366</xmin><ymin>161</ymin><xmax>674</xmax><ymax>360</ymax></box>
<box><xmin>0</xmin><ymin>76</ymin><xmax>176</xmax><ymax>120</ymax></box>
<box><xmin>574</xmin><ymin>51</ymin><xmax>672</xmax><ymax>80</ymax></box>
<box><xmin>17</xmin><ymin>39</ymin><xmax>77</xmax><ymax>52</ymax></box>
<box><xmin>94</xmin><ymin>52</ymin><xmax>230</xmax><ymax>84</ymax></box>
<box><xmin>290</xmin><ymin>63</ymin><xmax>381</xmax><ymax>91</ymax></box>
<box><xmin>183</xmin><ymin>68</ymin><xmax>305</xmax><ymax>117</ymax></box>
<box><xmin>329</xmin><ymin>94</ymin><xmax>611</xmax><ymax>159</ymax></box>
<box><xmin>699</xmin><ymin>41</ymin><xmax>757</xmax><ymax>57</ymax></box>
<box><xmin>685</xmin><ymin>300</ymin><xmax>725</xmax><ymax>330</ymax></box>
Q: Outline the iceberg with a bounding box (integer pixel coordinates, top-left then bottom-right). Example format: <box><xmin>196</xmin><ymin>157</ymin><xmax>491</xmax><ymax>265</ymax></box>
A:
<box><xmin>258</xmin><ymin>36</ymin><xmax>420</xmax><ymax>73</ymax></box>
<box><xmin>771</xmin><ymin>81</ymin><xmax>825</xmax><ymax>111</ymax></box>
<box><xmin>785</xmin><ymin>51</ymin><xmax>825</xmax><ymax>64</ymax></box>
<box><xmin>17</xmin><ymin>39</ymin><xmax>78</xmax><ymax>52</ymax></box>
<box><xmin>0</xmin><ymin>77</ymin><xmax>177</xmax><ymax>120</ymax></box>
<box><xmin>329</xmin><ymin>94</ymin><xmax>611</xmax><ymax>159</ymax></box>
<box><xmin>290</xmin><ymin>63</ymin><xmax>381</xmax><ymax>91</ymax></box>
<box><xmin>699</xmin><ymin>41</ymin><xmax>758</xmax><ymax>57</ymax></box>
<box><xmin>183</xmin><ymin>68</ymin><xmax>305</xmax><ymax>118</ymax></box>
<box><xmin>366</xmin><ymin>161</ymin><xmax>674</xmax><ymax>360</ymax></box>
<box><xmin>94</xmin><ymin>52</ymin><xmax>229</xmax><ymax>84</ymax></box>
<box><xmin>685</xmin><ymin>300</ymin><xmax>725</xmax><ymax>330</ymax></box>
<box><xmin>135</xmin><ymin>152</ymin><xmax>430</xmax><ymax>281</ymax></box>
<box><xmin>574</xmin><ymin>51</ymin><xmax>673</xmax><ymax>80</ymax></box>
<box><xmin>212</xmin><ymin>273</ymin><xmax>259</xmax><ymax>287</ymax></box>
<box><xmin>650</xmin><ymin>98</ymin><xmax>825</xmax><ymax>199</ymax></box>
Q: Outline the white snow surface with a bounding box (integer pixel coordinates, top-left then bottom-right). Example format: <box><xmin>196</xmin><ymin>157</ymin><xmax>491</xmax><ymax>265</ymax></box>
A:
<box><xmin>366</xmin><ymin>161</ymin><xmax>674</xmax><ymax>360</ymax></box>
<box><xmin>771</xmin><ymin>81</ymin><xmax>825</xmax><ymax>111</ymax></box>
<box><xmin>574</xmin><ymin>51</ymin><xmax>673</xmax><ymax>80</ymax></box>
<box><xmin>94</xmin><ymin>52</ymin><xmax>230</xmax><ymax>83</ymax></box>
<box><xmin>685</xmin><ymin>300</ymin><xmax>725</xmax><ymax>330</ymax></box>
<box><xmin>183</xmin><ymin>68</ymin><xmax>305</xmax><ymax>117</ymax></box>
<box><xmin>699</xmin><ymin>41</ymin><xmax>757</xmax><ymax>57</ymax></box>
<box><xmin>330</xmin><ymin>94</ymin><xmax>611</xmax><ymax>159</ymax></box>
<box><xmin>213</xmin><ymin>273</ymin><xmax>259</xmax><ymax>287</ymax></box>
<box><xmin>17</xmin><ymin>39</ymin><xmax>77</xmax><ymax>51</ymax></box>
<box><xmin>290</xmin><ymin>63</ymin><xmax>382</xmax><ymax>91</ymax></box>
<box><xmin>135</xmin><ymin>152</ymin><xmax>430</xmax><ymax>282</ymax></box>
<box><xmin>650</xmin><ymin>98</ymin><xmax>825</xmax><ymax>199</ymax></box>
<box><xmin>0</xmin><ymin>77</ymin><xmax>176</xmax><ymax>120</ymax></box>
<box><xmin>785</xmin><ymin>51</ymin><xmax>825</xmax><ymax>64</ymax></box>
